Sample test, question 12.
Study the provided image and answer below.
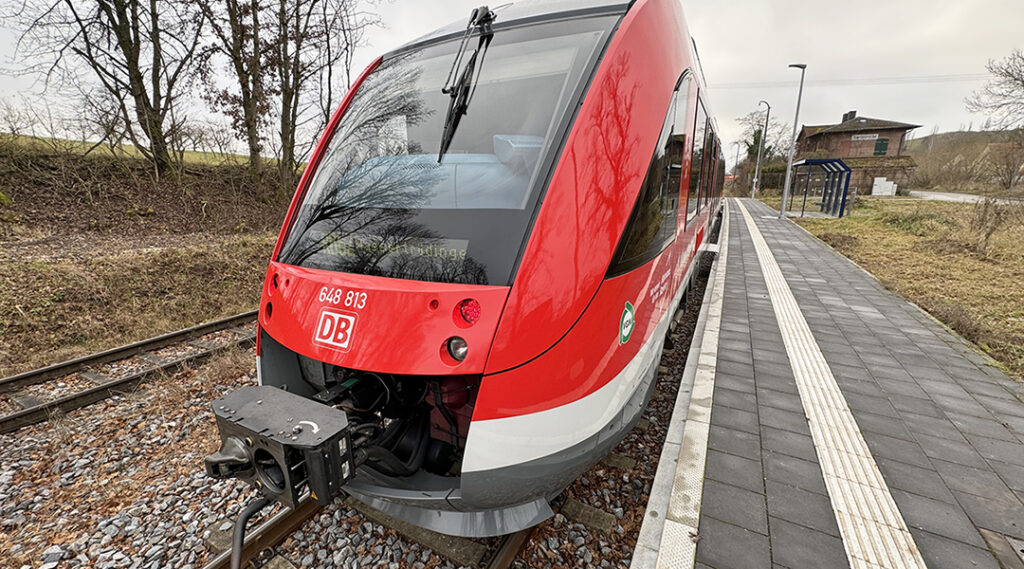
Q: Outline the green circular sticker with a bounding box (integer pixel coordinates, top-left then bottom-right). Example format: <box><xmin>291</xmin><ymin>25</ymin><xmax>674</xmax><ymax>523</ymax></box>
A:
<box><xmin>619</xmin><ymin>301</ymin><xmax>635</xmax><ymax>345</ymax></box>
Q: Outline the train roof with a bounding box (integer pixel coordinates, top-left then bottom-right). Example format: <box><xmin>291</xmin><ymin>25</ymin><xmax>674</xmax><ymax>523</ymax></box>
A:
<box><xmin>396</xmin><ymin>0</ymin><xmax>631</xmax><ymax>54</ymax></box>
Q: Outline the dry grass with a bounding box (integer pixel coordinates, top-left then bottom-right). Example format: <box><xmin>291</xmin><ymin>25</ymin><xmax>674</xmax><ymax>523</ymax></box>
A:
<box><xmin>0</xmin><ymin>139</ymin><xmax>292</xmax><ymax>241</ymax></box>
<box><xmin>0</xmin><ymin>233</ymin><xmax>275</xmax><ymax>376</ymax></box>
<box><xmin>790</xmin><ymin>199</ymin><xmax>1024</xmax><ymax>381</ymax></box>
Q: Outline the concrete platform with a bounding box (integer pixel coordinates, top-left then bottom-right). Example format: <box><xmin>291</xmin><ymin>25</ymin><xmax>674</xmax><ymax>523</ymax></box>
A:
<box><xmin>634</xmin><ymin>198</ymin><xmax>1024</xmax><ymax>569</ymax></box>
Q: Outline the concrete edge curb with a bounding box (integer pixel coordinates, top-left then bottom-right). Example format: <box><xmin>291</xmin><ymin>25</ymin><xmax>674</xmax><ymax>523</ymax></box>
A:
<box><xmin>630</xmin><ymin>202</ymin><xmax>728</xmax><ymax>569</ymax></box>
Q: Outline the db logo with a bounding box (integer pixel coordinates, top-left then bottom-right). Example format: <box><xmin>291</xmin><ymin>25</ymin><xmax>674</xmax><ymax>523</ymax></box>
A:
<box><xmin>313</xmin><ymin>307</ymin><xmax>358</xmax><ymax>351</ymax></box>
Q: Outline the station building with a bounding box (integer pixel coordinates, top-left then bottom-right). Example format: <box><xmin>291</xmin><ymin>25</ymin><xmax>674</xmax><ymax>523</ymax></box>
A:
<box><xmin>796</xmin><ymin>110</ymin><xmax>920</xmax><ymax>195</ymax></box>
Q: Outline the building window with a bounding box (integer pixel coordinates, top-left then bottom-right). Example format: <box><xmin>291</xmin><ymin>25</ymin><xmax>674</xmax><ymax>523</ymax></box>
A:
<box><xmin>874</xmin><ymin>138</ymin><xmax>889</xmax><ymax>156</ymax></box>
<box><xmin>607</xmin><ymin>74</ymin><xmax>692</xmax><ymax>276</ymax></box>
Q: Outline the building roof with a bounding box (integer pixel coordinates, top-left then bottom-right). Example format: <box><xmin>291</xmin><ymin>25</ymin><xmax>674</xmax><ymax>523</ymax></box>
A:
<box><xmin>800</xmin><ymin>125</ymin><xmax>831</xmax><ymax>139</ymax></box>
<box><xmin>806</xmin><ymin>116</ymin><xmax>921</xmax><ymax>138</ymax></box>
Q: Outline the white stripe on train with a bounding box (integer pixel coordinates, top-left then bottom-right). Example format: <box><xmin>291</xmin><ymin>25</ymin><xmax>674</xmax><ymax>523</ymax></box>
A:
<box><xmin>462</xmin><ymin>239</ymin><xmax>704</xmax><ymax>473</ymax></box>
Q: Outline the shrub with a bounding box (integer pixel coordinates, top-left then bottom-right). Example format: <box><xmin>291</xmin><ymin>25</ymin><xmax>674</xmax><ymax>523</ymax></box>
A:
<box><xmin>967</xmin><ymin>197</ymin><xmax>1014</xmax><ymax>258</ymax></box>
<box><xmin>819</xmin><ymin>232</ymin><xmax>858</xmax><ymax>251</ymax></box>
<box><xmin>925</xmin><ymin>300</ymin><xmax>986</xmax><ymax>345</ymax></box>
<box><xmin>879</xmin><ymin>208</ymin><xmax>949</xmax><ymax>236</ymax></box>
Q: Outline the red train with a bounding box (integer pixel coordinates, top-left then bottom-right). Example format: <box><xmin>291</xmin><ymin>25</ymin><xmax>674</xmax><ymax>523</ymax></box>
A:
<box><xmin>206</xmin><ymin>0</ymin><xmax>724</xmax><ymax>540</ymax></box>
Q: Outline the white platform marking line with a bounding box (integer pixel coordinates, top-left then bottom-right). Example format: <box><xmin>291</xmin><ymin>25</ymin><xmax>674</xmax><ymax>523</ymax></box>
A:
<box><xmin>655</xmin><ymin>202</ymin><xmax>730</xmax><ymax>569</ymax></box>
<box><xmin>735</xmin><ymin>200</ymin><xmax>927</xmax><ymax>569</ymax></box>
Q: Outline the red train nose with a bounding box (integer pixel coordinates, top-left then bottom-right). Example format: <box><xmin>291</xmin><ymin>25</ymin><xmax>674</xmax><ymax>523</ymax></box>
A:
<box><xmin>258</xmin><ymin>263</ymin><xmax>509</xmax><ymax>375</ymax></box>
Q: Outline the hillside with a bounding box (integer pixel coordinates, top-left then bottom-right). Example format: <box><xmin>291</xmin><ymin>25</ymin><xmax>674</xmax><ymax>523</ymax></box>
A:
<box><xmin>905</xmin><ymin>129</ymin><xmax>1024</xmax><ymax>194</ymax></box>
<box><xmin>0</xmin><ymin>136</ymin><xmax>291</xmax><ymax>375</ymax></box>
<box><xmin>0</xmin><ymin>136</ymin><xmax>291</xmax><ymax>241</ymax></box>
<box><xmin>904</xmin><ymin>130</ymin><xmax>1001</xmax><ymax>153</ymax></box>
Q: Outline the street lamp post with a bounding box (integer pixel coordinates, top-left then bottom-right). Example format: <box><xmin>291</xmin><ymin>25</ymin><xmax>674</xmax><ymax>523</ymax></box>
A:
<box><xmin>752</xmin><ymin>99</ymin><xmax>770</xmax><ymax>199</ymax></box>
<box><xmin>780</xmin><ymin>63</ymin><xmax>807</xmax><ymax>219</ymax></box>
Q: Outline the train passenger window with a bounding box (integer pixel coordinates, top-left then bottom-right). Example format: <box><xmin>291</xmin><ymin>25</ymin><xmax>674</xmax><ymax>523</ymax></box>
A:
<box><xmin>715</xmin><ymin>149</ymin><xmax>726</xmax><ymax>202</ymax></box>
<box><xmin>687</xmin><ymin>101</ymin><xmax>707</xmax><ymax>223</ymax></box>
<box><xmin>701</xmin><ymin>137</ymin><xmax>717</xmax><ymax>211</ymax></box>
<box><xmin>607</xmin><ymin>74</ymin><xmax>692</xmax><ymax>276</ymax></box>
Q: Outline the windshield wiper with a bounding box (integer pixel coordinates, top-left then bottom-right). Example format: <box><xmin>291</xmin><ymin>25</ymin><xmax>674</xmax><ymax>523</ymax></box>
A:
<box><xmin>438</xmin><ymin>6</ymin><xmax>496</xmax><ymax>163</ymax></box>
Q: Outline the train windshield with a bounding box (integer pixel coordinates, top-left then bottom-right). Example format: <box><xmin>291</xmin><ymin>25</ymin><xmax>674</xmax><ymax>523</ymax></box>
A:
<box><xmin>277</xmin><ymin>16</ymin><xmax>614</xmax><ymax>285</ymax></box>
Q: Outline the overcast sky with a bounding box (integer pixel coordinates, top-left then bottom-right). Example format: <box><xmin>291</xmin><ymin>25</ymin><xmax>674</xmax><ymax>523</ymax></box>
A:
<box><xmin>1</xmin><ymin>1</ymin><xmax>1020</xmax><ymax>170</ymax></box>
<box><xmin>355</xmin><ymin>0</ymin><xmax>1024</xmax><ymax>169</ymax></box>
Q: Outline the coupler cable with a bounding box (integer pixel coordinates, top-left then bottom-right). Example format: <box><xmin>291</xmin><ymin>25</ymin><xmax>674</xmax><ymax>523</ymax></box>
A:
<box><xmin>230</xmin><ymin>496</ymin><xmax>272</xmax><ymax>569</ymax></box>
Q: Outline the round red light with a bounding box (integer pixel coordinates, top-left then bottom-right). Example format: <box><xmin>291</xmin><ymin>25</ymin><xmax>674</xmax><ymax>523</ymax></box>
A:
<box><xmin>459</xmin><ymin>299</ymin><xmax>481</xmax><ymax>324</ymax></box>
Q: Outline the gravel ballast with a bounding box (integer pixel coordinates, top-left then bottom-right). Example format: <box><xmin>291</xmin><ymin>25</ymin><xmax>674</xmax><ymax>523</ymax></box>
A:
<box><xmin>0</xmin><ymin>258</ymin><xmax>710</xmax><ymax>569</ymax></box>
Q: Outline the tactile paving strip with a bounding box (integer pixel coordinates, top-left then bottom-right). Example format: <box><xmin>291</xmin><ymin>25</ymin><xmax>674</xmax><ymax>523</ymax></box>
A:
<box><xmin>656</xmin><ymin>202</ymin><xmax>731</xmax><ymax>569</ymax></box>
<box><xmin>735</xmin><ymin>200</ymin><xmax>927</xmax><ymax>569</ymax></box>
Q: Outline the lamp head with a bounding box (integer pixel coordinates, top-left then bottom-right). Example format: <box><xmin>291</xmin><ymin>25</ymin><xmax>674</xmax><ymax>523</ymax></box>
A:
<box><xmin>789</xmin><ymin>63</ymin><xmax>807</xmax><ymax>69</ymax></box>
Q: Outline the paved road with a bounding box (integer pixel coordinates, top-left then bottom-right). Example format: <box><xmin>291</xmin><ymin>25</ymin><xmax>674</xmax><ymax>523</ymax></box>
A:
<box><xmin>909</xmin><ymin>190</ymin><xmax>1021</xmax><ymax>204</ymax></box>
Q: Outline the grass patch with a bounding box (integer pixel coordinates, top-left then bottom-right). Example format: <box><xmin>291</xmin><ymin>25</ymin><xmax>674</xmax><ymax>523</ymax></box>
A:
<box><xmin>878</xmin><ymin>209</ymin><xmax>948</xmax><ymax>236</ymax></box>
<box><xmin>0</xmin><ymin>233</ymin><xmax>275</xmax><ymax>376</ymax></box>
<box><xmin>0</xmin><ymin>141</ymin><xmax>291</xmax><ymax>239</ymax></box>
<box><xmin>2</xmin><ymin>132</ymin><xmax>252</xmax><ymax>167</ymax></box>
<box><xmin>788</xmin><ymin>199</ymin><xmax>1024</xmax><ymax>382</ymax></box>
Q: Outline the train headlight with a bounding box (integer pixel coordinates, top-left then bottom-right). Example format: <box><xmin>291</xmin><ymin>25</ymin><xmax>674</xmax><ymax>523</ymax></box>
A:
<box><xmin>447</xmin><ymin>336</ymin><xmax>469</xmax><ymax>361</ymax></box>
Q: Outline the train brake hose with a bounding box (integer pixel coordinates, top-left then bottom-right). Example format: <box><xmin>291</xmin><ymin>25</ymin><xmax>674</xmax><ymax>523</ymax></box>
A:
<box><xmin>230</xmin><ymin>496</ymin><xmax>272</xmax><ymax>569</ymax></box>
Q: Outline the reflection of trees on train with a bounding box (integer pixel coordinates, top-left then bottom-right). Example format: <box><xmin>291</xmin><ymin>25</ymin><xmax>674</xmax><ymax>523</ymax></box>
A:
<box><xmin>560</xmin><ymin>50</ymin><xmax>642</xmax><ymax>282</ymax></box>
<box><xmin>278</xmin><ymin>57</ymin><xmax>488</xmax><ymax>284</ymax></box>
<box><xmin>587</xmin><ymin>52</ymin><xmax>688</xmax><ymax>269</ymax></box>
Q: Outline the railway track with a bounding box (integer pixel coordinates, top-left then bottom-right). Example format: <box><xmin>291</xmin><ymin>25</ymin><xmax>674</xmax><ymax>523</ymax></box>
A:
<box><xmin>201</xmin><ymin>494</ymin><xmax>556</xmax><ymax>569</ymax></box>
<box><xmin>0</xmin><ymin>310</ymin><xmax>258</xmax><ymax>434</ymax></box>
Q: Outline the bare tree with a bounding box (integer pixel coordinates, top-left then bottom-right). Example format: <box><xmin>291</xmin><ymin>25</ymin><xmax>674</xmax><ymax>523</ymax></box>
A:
<box><xmin>736</xmin><ymin>110</ymin><xmax>789</xmax><ymax>163</ymax></box>
<box><xmin>968</xmin><ymin>49</ymin><xmax>1024</xmax><ymax>130</ymax></box>
<box><xmin>197</xmin><ymin>0</ymin><xmax>269</xmax><ymax>174</ymax></box>
<box><xmin>266</xmin><ymin>0</ymin><xmax>378</xmax><ymax>189</ymax></box>
<box><xmin>77</xmin><ymin>89</ymin><xmax>131</xmax><ymax>156</ymax></box>
<box><xmin>13</xmin><ymin>0</ymin><xmax>205</xmax><ymax>175</ymax></box>
<box><xmin>0</xmin><ymin>96</ymin><xmax>33</xmax><ymax>142</ymax></box>
<box><xmin>315</xmin><ymin>0</ymin><xmax>378</xmax><ymax>125</ymax></box>
<box><xmin>985</xmin><ymin>130</ymin><xmax>1024</xmax><ymax>190</ymax></box>
<box><xmin>967</xmin><ymin>50</ymin><xmax>1024</xmax><ymax>191</ymax></box>
<box><xmin>732</xmin><ymin>110</ymin><xmax>789</xmax><ymax>188</ymax></box>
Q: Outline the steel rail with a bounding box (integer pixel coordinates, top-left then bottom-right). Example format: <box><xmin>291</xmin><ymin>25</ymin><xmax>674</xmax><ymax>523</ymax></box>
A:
<box><xmin>0</xmin><ymin>322</ymin><xmax>256</xmax><ymax>434</ymax></box>
<box><xmin>482</xmin><ymin>526</ymin><xmax>538</xmax><ymax>569</ymax></box>
<box><xmin>0</xmin><ymin>310</ymin><xmax>258</xmax><ymax>394</ymax></box>
<box><xmin>199</xmin><ymin>493</ymin><xmax>554</xmax><ymax>569</ymax></box>
<box><xmin>200</xmin><ymin>496</ymin><xmax>322</xmax><ymax>569</ymax></box>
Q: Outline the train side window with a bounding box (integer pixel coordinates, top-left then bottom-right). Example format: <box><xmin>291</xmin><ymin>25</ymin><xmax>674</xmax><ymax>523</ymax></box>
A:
<box><xmin>702</xmin><ymin>137</ymin><xmax>717</xmax><ymax>211</ymax></box>
<box><xmin>608</xmin><ymin>74</ymin><xmax>692</xmax><ymax>276</ymax></box>
<box><xmin>687</xmin><ymin>101</ymin><xmax>707</xmax><ymax>223</ymax></box>
<box><xmin>716</xmin><ymin>148</ymin><xmax>726</xmax><ymax>201</ymax></box>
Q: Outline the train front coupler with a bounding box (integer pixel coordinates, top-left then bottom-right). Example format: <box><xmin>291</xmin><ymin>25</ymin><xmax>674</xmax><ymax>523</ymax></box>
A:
<box><xmin>204</xmin><ymin>385</ymin><xmax>358</xmax><ymax>508</ymax></box>
<box><xmin>204</xmin><ymin>385</ymin><xmax>360</xmax><ymax>567</ymax></box>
